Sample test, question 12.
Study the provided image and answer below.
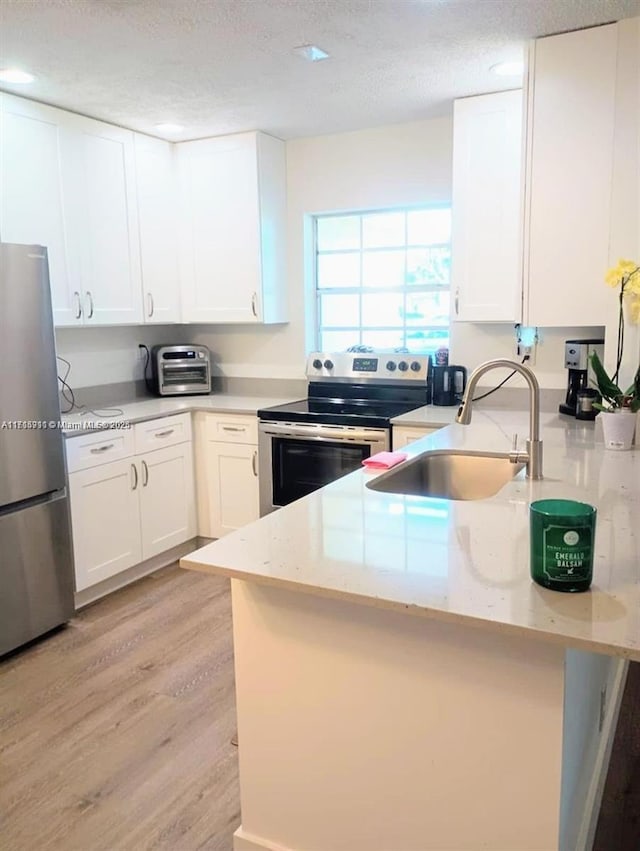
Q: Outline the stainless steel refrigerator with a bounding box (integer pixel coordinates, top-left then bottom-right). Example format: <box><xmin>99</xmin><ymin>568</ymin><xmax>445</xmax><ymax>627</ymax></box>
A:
<box><xmin>0</xmin><ymin>243</ymin><xmax>74</xmax><ymax>655</ymax></box>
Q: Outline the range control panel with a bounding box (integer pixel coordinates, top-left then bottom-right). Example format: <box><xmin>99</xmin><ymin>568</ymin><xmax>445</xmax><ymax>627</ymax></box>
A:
<box><xmin>306</xmin><ymin>352</ymin><xmax>432</xmax><ymax>382</ymax></box>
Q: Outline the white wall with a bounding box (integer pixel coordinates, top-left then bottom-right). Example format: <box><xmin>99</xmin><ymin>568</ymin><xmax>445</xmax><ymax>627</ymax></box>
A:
<box><xmin>190</xmin><ymin>116</ymin><xmax>609</xmax><ymax>388</ymax></box>
<box><xmin>190</xmin><ymin>117</ymin><xmax>453</xmax><ymax>380</ymax></box>
<box><xmin>605</xmin><ymin>16</ymin><xmax>640</xmax><ymax>392</ymax></box>
<box><xmin>55</xmin><ymin>325</ymin><xmax>180</xmax><ymax>388</ymax></box>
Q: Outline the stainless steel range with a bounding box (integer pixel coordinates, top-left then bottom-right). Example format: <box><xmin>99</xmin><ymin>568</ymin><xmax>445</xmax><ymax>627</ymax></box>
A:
<box><xmin>257</xmin><ymin>351</ymin><xmax>432</xmax><ymax>515</ymax></box>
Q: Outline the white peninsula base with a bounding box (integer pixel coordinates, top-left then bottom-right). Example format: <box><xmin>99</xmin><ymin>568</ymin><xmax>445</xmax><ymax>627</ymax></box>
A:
<box><xmin>229</xmin><ymin>580</ymin><xmax>627</xmax><ymax>851</ymax></box>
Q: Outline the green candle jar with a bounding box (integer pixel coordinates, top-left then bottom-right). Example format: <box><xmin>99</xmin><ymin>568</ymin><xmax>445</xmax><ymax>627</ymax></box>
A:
<box><xmin>529</xmin><ymin>499</ymin><xmax>597</xmax><ymax>592</ymax></box>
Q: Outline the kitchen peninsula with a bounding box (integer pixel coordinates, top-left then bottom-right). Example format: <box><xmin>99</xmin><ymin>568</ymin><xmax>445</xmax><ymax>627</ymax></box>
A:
<box><xmin>182</xmin><ymin>410</ymin><xmax>640</xmax><ymax>851</ymax></box>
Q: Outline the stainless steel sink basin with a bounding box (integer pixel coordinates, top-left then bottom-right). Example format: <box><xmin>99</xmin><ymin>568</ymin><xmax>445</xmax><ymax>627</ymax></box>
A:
<box><xmin>366</xmin><ymin>450</ymin><xmax>526</xmax><ymax>501</ymax></box>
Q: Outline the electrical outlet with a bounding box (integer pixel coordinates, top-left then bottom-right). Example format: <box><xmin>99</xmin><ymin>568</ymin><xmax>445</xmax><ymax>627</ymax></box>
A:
<box><xmin>516</xmin><ymin>342</ymin><xmax>537</xmax><ymax>366</ymax></box>
<box><xmin>515</xmin><ymin>326</ymin><xmax>538</xmax><ymax>365</ymax></box>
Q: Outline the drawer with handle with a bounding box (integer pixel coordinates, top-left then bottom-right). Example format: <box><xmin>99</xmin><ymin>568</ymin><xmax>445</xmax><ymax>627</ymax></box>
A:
<box><xmin>133</xmin><ymin>413</ymin><xmax>192</xmax><ymax>454</ymax></box>
<box><xmin>204</xmin><ymin>413</ymin><xmax>258</xmax><ymax>445</ymax></box>
<box><xmin>66</xmin><ymin>427</ymin><xmax>135</xmax><ymax>473</ymax></box>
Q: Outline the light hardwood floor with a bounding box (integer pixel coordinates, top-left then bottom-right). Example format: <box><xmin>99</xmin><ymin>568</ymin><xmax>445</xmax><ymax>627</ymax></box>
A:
<box><xmin>1</xmin><ymin>564</ymin><xmax>638</xmax><ymax>851</ymax></box>
<box><xmin>0</xmin><ymin>565</ymin><xmax>239</xmax><ymax>851</ymax></box>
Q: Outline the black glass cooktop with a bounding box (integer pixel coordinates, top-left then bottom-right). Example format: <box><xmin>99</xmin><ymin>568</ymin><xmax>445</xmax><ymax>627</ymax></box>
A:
<box><xmin>258</xmin><ymin>385</ymin><xmax>429</xmax><ymax>428</ymax></box>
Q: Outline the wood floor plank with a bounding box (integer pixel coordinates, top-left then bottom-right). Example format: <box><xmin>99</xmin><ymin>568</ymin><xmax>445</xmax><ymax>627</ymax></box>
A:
<box><xmin>0</xmin><ymin>564</ymin><xmax>239</xmax><ymax>851</ymax></box>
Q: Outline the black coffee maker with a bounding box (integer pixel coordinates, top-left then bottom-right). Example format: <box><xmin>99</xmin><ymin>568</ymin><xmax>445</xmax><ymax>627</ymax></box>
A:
<box><xmin>559</xmin><ymin>339</ymin><xmax>604</xmax><ymax>420</ymax></box>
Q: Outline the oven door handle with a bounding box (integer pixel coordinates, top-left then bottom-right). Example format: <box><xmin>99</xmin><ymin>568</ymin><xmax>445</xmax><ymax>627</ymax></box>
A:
<box><xmin>259</xmin><ymin>422</ymin><xmax>387</xmax><ymax>443</ymax></box>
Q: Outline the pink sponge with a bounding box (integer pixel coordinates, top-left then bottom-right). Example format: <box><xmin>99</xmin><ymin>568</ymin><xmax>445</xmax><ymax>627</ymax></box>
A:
<box><xmin>362</xmin><ymin>451</ymin><xmax>408</xmax><ymax>470</ymax></box>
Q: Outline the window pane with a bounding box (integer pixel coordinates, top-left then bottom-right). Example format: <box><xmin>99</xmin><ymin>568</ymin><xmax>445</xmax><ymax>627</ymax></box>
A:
<box><xmin>315</xmin><ymin>207</ymin><xmax>451</xmax><ymax>352</ymax></box>
<box><xmin>362</xmin><ymin>212</ymin><xmax>405</xmax><ymax>248</ymax></box>
<box><xmin>317</xmin><ymin>252</ymin><xmax>360</xmax><ymax>288</ymax></box>
<box><xmin>407</xmin><ymin>208</ymin><xmax>451</xmax><ymax>245</ymax></box>
<box><xmin>362</xmin><ymin>250</ymin><xmax>405</xmax><ymax>288</ymax></box>
<box><xmin>405</xmin><ymin>291</ymin><xmax>450</xmax><ymax>326</ymax></box>
<box><xmin>361</xmin><ymin>329</ymin><xmax>405</xmax><ymax>349</ymax></box>
<box><xmin>406</xmin><ymin>246</ymin><xmax>450</xmax><ymax>286</ymax></box>
<box><xmin>405</xmin><ymin>329</ymin><xmax>450</xmax><ymax>353</ymax></box>
<box><xmin>320</xmin><ymin>293</ymin><xmax>360</xmax><ymax>327</ymax></box>
<box><xmin>362</xmin><ymin>292</ymin><xmax>403</xmax><ymax>327</ymax></box>
<box><xmin>320</xmin><ymin>330</ymin><xmax>360</xmax><ymax>351</ymax></box>
<box><xmin>317</xmin><ymin>216</ymin><xmax>360</xmax><ymax>251</ymax></box>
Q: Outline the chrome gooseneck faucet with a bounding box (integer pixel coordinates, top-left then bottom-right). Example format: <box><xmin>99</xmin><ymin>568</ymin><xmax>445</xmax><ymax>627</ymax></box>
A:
<box><xmin>455</xmin><ymin>359</ymin><xmax>544</xmax><ymax>479</ymax></box>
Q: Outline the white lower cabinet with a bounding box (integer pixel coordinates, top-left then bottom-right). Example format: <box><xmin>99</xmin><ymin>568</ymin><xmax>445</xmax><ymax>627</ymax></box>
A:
<box><xmin>69</xmin><ymin>459</ymin><xmax>142</xmax><ymax>591</ymax></box>
<box><xmin>67</xmin><ymin>414</ymin><xmax>195</xmax><ymax>592</ymax></box>
<box><xmin>392</xmin><ymin>426</ymin><xmax>440</xmax><ymax>450</ymax></box>
<box><xmin>205</xmin><ymin>442</ymin><xmax>259</xmax><ymax>538</ymax></box>
<box><xmin>194</xmin><ymin>412</ymin><xmax>259</xmax><ymax>539</ymax></box>
<box><xmin>139</xmin><ymin>442</ymin><xmax>195</xmax><ymax>560</ymax></box>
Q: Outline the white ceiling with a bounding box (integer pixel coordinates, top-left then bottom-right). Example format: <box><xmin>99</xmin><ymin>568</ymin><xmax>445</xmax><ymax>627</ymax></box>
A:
<box><xmin>1</xmin><ymin>0</ymin><xmax>639</xmax><ymax>141</ymax></box>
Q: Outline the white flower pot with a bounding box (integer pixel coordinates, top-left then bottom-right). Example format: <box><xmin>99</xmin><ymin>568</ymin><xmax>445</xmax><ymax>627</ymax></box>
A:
<box><xmin>600</xmin><ymin>409</ymin><xmax>637</xmax><ymax>451</ymax></box>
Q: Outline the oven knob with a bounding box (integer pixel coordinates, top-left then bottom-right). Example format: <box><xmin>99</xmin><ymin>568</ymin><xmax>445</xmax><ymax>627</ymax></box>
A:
<box><xmin>410</xmin><ymin>361</ymin><xmax>422</xmax><ymax>372</ymax></box>
<box><xmin>398</xmin><ymin>361</ymin><xmax>409</xmax><ymax>371</ymax></box>
<box><xmin>386</xmin><ymin>361</ymin><xmax>397</xmax><ymax>371</ymax></box>
<box><xmin>312</xmin><ymin>359</ymin><xmax>323</xmax><ymax>369</ymax></box>
<box><xmin>323</xmin><ymin>359</ymin><xmax>334</xmax><ymax>370</ymax></box>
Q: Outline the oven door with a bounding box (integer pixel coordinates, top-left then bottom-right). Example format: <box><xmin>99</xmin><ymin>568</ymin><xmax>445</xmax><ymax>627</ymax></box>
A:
<box><xmin>258</xmin><ymin>421</ymin><xmax>389</xmax><ymax>516</ymax></box>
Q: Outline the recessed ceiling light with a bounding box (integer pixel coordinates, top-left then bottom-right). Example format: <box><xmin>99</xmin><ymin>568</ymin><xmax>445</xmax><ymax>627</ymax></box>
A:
<box><xmin>0</xmin><ymin>68</ymin><xmax>35</xmax><ymax>84</ymax></box>
<box><xmin>490</xmin><ymin>61</ymin><xmax>524</xmax><ymax>77</ymax></box>
<box><xmin>293</xmin><ymin>44</ymin><xmax>330</xmax><ymax>62</ymax></box>
<box><xmin>155</xmin><ymin>123</ymin><xmax>185</xmax><ymax>133</ymax></box>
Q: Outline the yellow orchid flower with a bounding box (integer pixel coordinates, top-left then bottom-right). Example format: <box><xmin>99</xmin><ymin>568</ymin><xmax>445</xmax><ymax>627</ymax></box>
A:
<box><xmin>605</xmin><ymin>267</ymin><xmax>620</xmax><ymax>287</ymax></box>
<box><xmin>629</xmin><ymin>296</ymin><xmax>640</xmax><ymax>324</ymax></box>
<box><xmin>626</xmin><ymin>272</ymin><xmax>640</xmax><ymax>296</ymax></box>
<box><xmin>605</xmin><ymin>259</ymin><xmax>640</xmax><ymax>289</ymax></box>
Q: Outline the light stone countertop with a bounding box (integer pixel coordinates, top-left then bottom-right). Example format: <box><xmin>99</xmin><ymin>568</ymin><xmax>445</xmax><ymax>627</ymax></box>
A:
<box><xmin>390</xmin><ymin>405</ymin><xmax>460</xmax><ymax>428</ymax></box>
<box><xmin>183</xmin><ymin>409</ymin><xmax>640</xmax><ymax>661</ymax></box>
<box><xmin>62</xmin><ymin>394</ymin><xmax>302</xmax><ymax>436</ymax></box>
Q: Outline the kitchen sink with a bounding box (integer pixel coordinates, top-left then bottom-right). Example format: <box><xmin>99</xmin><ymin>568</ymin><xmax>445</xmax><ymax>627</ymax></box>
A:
<box><xmin>366</xmin><ymin>449</ymin><xmax>526</xmax><ymax>501</ymax></box>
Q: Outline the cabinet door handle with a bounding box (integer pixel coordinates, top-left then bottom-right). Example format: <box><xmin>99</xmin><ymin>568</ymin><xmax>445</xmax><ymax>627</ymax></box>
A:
<box><xmin>90</xmin><ymin>443</ymin><xmax>114</xmax><ymax>454</ymax></box>
<box><xmin>251</xmin><ymin>292</ymin><xmax>258</xmax><ymax>317</ymax></box>
<box><xmin>222</xmin><ymin>425</ymin><xmax>244</xmax><ymax>432</ymax></box>
<box><xmin>73</xmin><ymin>291</ymin><xmax>82</xmax><ymax>320</ymax></box>
<box><xmin>251</xmin><ymin>449</ymin><xmax>258</xmax><ymax>477</ymax></box>
<box><xmin>86</xmin><ymin>290</ymin><xmax>94</xmax><ymax>319</ymax></box>
<box><xmin>454</xmin><ymin>289</ymin><xmax>460</xmax><ymax>316</ymax></box>
<box><xmin>154</xmin><ymin>428</ymin><xmax>174</xmax><ymax>438</ymax></box>
<box><xmin>147</xmin><ymin>292</ymin><xmax>154</xmax><ymax>318</ymax></box>
<box><xmin>131</xmin><ymin>463</ymin><xmax>138</xmax><ymax>490</ymax></box>
<box><xmin>141</xmin><ymin>459</ymin><xmax>149</xmax><ymax>487</ymax></box>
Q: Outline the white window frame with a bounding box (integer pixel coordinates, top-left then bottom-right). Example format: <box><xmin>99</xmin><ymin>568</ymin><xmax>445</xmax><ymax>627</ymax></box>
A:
<box><xmin>314</xmin><ymin>205</ymin><xmax>451</xmax><ymax>352</ymax></box>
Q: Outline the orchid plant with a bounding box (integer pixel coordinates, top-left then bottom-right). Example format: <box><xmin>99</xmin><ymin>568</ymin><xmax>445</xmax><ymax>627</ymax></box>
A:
<box><xmin>590</xmin><ymin>259</ymin><xmax>640</xmax><ymax>412</ymax></box>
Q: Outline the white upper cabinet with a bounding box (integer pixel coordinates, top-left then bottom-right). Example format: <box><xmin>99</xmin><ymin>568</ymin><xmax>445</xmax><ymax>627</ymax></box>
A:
<box><xmin>67</xmin><ymin>115</ymin><xmax>143</xmax><ymax>324</ymax></box>
<box><xmin>177</xmin><ymin>131</ymin><xmax>287</xmax><ymax>324</ymax></box>
<box><xmin>523</xmin><ymin>24</ymin><xmax>618</xmax><ymax>327</ymax></box>
<box><xmin>0</xmin><ymin>94</ymin><xmax>82</xmax><ymax>325</ymax></box>
<box><xmin>0</xmin><ymin>94</ymin><xmax>143</xmax><ymax>326</ymax></box>
<box><xmin>451</xmin><ymin>89</ymin><xmax>523</xmax><ymax>323</ymax></box>
<box><xmin>134</xmin><ymin>134</ymin><xmax>181</xmax><ymax>323</ymax></box>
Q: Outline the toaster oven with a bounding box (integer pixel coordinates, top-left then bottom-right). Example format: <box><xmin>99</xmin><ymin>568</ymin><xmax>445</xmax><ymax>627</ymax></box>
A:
<box><xmin>150</xmin><ymin>345</ymin><xmax>212</xmax><ymax>396</ymax></box>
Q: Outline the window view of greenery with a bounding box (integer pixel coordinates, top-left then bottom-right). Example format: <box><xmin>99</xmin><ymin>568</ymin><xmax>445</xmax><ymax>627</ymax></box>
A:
<box><xmin>315</xmin><ymin>207</ymin><xmax>451</xmax><ymax>353</ymax></box>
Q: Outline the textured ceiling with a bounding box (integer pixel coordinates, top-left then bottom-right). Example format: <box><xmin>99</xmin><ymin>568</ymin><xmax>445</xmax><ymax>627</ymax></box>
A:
<box><xmin>0</xmin><ymin>0</ymin><xmax>639</xmax><ymax>141</ymax></box>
